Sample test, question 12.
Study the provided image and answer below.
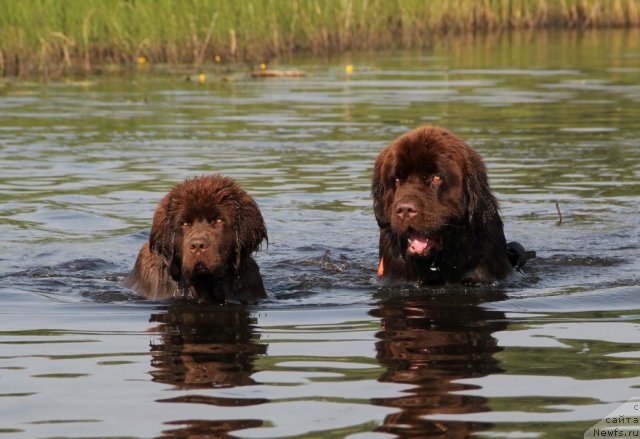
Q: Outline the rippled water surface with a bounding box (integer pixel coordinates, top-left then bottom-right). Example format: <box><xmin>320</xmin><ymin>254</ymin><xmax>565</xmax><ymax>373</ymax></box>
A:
<box><xmin>1</xmin><ymin>30</ymin><xmax>639</xmax><ymax>438</ymax></box>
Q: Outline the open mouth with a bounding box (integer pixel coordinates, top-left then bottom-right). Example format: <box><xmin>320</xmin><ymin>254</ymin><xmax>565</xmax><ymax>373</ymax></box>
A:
<box><xmin>406</xmin><ymin>232</ymin><xmax>440</xmax><ymax>256</ymax></box>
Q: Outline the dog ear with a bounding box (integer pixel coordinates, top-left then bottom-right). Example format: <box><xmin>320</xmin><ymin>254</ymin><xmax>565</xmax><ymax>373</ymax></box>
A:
<box><xmin>463</xmin><ymin>152</ymin><xmax>501</xmax><ymax>228</ymax></box>
<box><xmin>372</xmin><ymin>147</ymin><xmax>392</xmax><ymax>228</ymax></box>
<box><xmin>463</xmin><ymin>151</ymin><xmax>513</xmax><ymax>273</ymax></box>
<box><xmin>233</xmin><ymin>193</ymin><xmax>268</xmax><ymax>272</ymax></box>
<box><xmin>149</xmin><ymin>192</ymin><xmax>182</xmax><ymax>273</ymax></box>
<box><xmin>149</xmin><ymin>193</ymin><xmax>173</xmax><ymax>256</ymax></box>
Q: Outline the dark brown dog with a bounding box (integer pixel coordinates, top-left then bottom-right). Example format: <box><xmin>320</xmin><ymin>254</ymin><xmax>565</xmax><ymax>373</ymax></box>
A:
<box><xmin>124</xmin><ymin>175</ymin><xmax>267</xmax><ymax>303</ymax></box>
<box><xmin>372</xmin><ymin>126</ymin><xmax>517</xmax><ymax>285</ymax></box>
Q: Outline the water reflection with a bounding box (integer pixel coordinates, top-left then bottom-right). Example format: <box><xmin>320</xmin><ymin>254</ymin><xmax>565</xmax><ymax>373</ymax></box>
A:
<box><xmin>149</xmin><ymin>304</ymin><xmax>267</xmax><ymax>389</ymax></box>
<box><xmin>149</xmin><ymin>304</ymin><xmax>267</xmax><ymax>436</ymax></box>
<box><xmin>372</xmin><ymin>291</ymin><xmax>508</xmax><ymax>437</ymax></box>
<box><xmin>0</xmin><ymin>28</ymin><xmax>639</xmax><ymax>438</ymax></box>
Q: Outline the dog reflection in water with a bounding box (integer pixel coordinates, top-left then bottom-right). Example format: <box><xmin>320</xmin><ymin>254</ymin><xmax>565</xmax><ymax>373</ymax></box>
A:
<box><xmin>371</xmin><ymin>291</ymin><xmax>508</xmax><ymax>437</ymax></box>
<box><xmin>148</xmin><ymin>304</ymin><xmax>267</xmax><ymax>436</ymax></box>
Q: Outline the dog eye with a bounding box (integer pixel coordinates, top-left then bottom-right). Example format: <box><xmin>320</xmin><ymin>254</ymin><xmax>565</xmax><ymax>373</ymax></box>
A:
<box><xmin>431</xmin><ymin>175</ymin><xmax>443</xmax><ymax>185</ymax></box>
<box><xmin>393</xmin><ymin>177</ymin><xmax>400</xmax><ymax>187</ymax></box>
<box><xmin>181</xmin><ymin>221</ymin><xmax>191</xmax><ymax>227</ymax></box>
<box><xmin>215</xmin><ymin>218</ymin><xmax>224</xmax><ymax>224</ymax></box>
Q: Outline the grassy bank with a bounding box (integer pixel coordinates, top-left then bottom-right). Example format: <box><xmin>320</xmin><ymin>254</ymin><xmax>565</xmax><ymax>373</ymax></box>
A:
<box><xmin>1</xmin><ymin>0</ymin><xmax>640</xmax><ymax>76</ymax></box>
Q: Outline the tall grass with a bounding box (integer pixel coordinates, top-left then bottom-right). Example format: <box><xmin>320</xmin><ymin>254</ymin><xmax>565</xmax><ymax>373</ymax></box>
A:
<box><xmin>1</xmin><ymin>0</ymin><xmax>639</xmax><ymax>76</ymax></box>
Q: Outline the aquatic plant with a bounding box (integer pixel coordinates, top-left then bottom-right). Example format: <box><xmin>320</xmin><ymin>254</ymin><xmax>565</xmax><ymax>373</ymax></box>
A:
<box><xmin>1</xmin><ymin>0</ymin><xmax>639</xmax><ymax>76</ymax></box>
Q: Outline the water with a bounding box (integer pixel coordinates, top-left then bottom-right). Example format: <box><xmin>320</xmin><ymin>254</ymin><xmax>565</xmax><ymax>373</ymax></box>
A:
<box><xmin>1</xmin><ymin>29</ymin><xmax>639</xmax><ymax>438</ymax></box>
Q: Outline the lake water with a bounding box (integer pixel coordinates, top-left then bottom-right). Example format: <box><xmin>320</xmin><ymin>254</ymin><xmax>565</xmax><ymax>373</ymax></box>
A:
<box><xmin>1</xmin><ymin>29</ymin><xmax>639</xmax><ymax>438</ymax></box>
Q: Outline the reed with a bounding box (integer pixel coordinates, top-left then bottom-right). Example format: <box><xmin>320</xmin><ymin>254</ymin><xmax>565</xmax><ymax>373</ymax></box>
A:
<box><xmin>1</xmin><ymin>0</ymin><xmax>639</xmax><ymax>76</ymax></box>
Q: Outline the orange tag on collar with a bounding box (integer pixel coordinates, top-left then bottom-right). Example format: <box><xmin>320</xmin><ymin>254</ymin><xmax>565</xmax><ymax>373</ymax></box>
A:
<box><xmin>377</xmin><ymin>257</ymin><xmax>384</xmax><ymax>277</ymax></box>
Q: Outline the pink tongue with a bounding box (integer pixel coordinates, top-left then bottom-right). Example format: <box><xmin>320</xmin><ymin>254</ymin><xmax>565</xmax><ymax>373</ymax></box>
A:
<box><xmin>408</xmin><ymin>236</ymin><xmax>430</xmax><ymax>254</ymax></box>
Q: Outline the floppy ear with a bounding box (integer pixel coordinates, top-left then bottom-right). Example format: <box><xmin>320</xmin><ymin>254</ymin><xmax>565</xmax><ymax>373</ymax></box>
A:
<box><xmin>149</xmin><ymin>193</ymin><xmax>173</xmax><ymax>257</ymax></box>
<box><xmin>463</xmin><ymin>151</ymin><xmax>513</xmax><ymax>276</ymax></box>
<box><xmin>148</xmin><ymin>192</ymin><xmax>184</xmax><ymax>281</ymax></box>
<box><xmin>463</xmin><ymin>152</ymin><xmax>510</xmax><ymax>266</ymax></box>
<box><xmin>371</xmin><ymin>147</ymin><xmax>392</xmax><ymax>229</ymax></box>
<box><xmin>232</xmin><ymin>193</ymin><xmax>267</xmax><ymax>271</ymax></box>
<box><xmin>463</xmin><ymin>152</ymin><xmax>501</xmax><ymax>227</ymax></box>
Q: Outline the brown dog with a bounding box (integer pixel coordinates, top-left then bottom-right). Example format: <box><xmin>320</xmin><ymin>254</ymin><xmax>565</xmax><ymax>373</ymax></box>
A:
<box><xmin>124</xmin><ymin>175</ymin><xmax>267</xmax><ymax>303</ymax></box>
<box><xmin>372</xmin><ymin>126</ymin><xmax>518</xmax><ymax>285</ymax></box>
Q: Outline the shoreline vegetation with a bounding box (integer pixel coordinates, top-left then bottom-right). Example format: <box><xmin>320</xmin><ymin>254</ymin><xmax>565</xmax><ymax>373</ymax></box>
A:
<box><xmin>1</xmin><ymin>0</ymin><xmax>640</xmax><ymax>77</ymax></box>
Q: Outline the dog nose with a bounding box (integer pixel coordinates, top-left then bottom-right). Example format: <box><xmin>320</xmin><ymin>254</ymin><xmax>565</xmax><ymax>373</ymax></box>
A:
<box><xmin>395</xmin><ymin>201</ymin><xmax>418</xmax><ymax>220</ymax></box>
<box><xmin>188</xmin><ymin>236</ymin><xmax>210</xmax><ymax>254</ymax></box>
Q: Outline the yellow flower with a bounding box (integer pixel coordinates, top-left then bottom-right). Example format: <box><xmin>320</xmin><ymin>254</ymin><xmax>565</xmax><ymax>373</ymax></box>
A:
<box><xmin>137</xmin><ymin>56</ymin><xmax>147</xmax><ymax>66</ymax></box>
<box><xmin>214</xmin><ymin>55</ymin><xmax>221</xmax><ymax>63</ymax></box>
<box><xmin>260</xmin><ymin>63</ymin><xmax>267</xmax><ymax>70</ymax></box>
<box><xmin>345</xmin><ymin>64</ymin><xmax>354</xmax><ymax>74</ymax></box>
<box><xmin>198</xmin><ymin>73</ymin><xmax>206</xmax><ymax>84</ymax></box>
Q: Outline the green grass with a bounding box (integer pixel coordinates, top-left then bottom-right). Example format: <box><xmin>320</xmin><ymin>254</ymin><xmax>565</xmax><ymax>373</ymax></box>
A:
<box><xmin>1</xmin><ymin>0</ymin><xmax>639</xmax><ymax>76</ymax></box>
